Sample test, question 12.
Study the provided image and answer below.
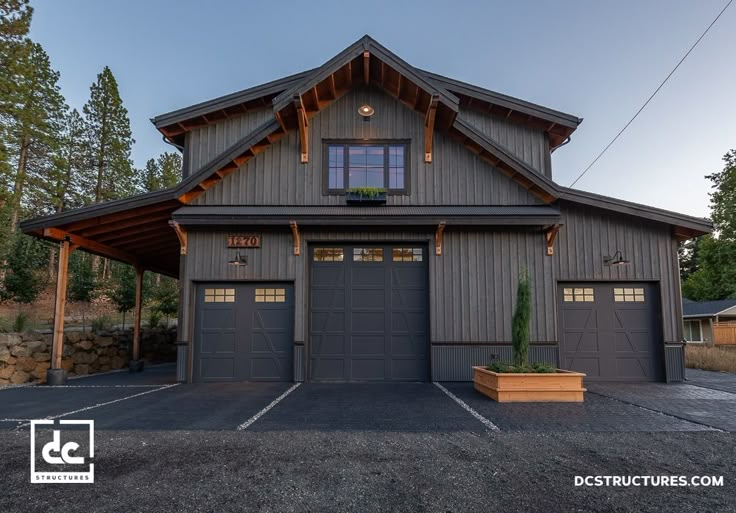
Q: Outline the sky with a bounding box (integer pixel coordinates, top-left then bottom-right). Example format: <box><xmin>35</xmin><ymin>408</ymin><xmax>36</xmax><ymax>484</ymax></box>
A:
<box><xmin>29</xmin><ymin>0</ymin><xmax>736</xmax><ymax>218</ymax></box>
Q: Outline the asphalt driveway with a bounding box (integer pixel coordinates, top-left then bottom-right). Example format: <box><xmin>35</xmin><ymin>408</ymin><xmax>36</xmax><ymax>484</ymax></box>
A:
<box><xmin>2</xmin><ymin>364</ymin><xmax>736</xmax><ymax>433</ymax></box>
<box><xmin>1</xmin><ymin>366</ymin><xmax>735</xmax><ymax>512</ymax></box>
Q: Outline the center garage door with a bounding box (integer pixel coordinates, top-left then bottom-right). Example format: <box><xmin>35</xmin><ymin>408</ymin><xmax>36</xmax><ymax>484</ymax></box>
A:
<box><xmin>309</xmin><ymin>244</ymin><xmax>429</xmax><ymax>381</ymax></box>
<box><xmin>558</xmin><ymin>283</ymin><xmax>663</xmax><ymax>382</ymax></box>
<box><xmin>193</xmin><ymin>283</ymin><xmax>293</xmax><ymax>382</ymax></box>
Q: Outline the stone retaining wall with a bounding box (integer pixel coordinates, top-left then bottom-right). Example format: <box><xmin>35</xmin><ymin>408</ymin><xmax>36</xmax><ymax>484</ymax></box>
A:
<box><xmin>0</xmin><ymin>328</ymin><xmax>176</xmax><ymax>385</ymax></box>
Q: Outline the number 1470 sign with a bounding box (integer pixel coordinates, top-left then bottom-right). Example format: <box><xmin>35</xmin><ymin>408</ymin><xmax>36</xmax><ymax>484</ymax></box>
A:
<box><xmin>227</xmin><ymin>234</ymin><xmax>261</xmax><ymax>248</ymax></box>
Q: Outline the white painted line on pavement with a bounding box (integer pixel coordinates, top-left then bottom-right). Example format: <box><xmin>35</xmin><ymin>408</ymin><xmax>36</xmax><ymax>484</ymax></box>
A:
<box><xmin>434</xmin><ymin>382</ymin><xmax>500</xmax><ymax>431</ymax></box>
<box><xmin>237</xmin><ymin>383</ymin><xmax>302</xmax><ymax>431</ymax></box>
<box><xmin>15</xmin><ymin>383</ymin><xmax>180</xmax><ymax>430</ymax></box>
<box><xmin>0</xmin><ymin>419</ymin><xmax>32</xmax><ymax>422</ymax></box>
<box><xmin>13</xmin><ymin>384</ymin><xmax>168</xmax><ymax>389</ymax></box>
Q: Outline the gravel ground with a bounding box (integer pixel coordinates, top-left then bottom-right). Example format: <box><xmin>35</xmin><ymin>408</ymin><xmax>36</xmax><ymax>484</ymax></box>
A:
<box><xmin>1</xmin><ymin>430</ymin><xmax>733</xmax><ymax>513</ymax></box>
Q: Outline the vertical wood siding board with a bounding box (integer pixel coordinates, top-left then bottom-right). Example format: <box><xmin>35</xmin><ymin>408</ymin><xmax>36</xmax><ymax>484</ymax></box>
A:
<box><xmin>591</xmin><ymin>210</ymin><xmax>601</xmax><ymax>280</ymax></box>
<box><xmin>500</xmin><ymin>232</ymin><xmax>508</xmax><ymax>340</ymax></box>
<box><xmin>462</xmin><ymin>233</ymin><xmax>471</xmax><ymax>340</ymax></box>
<box><xmin>452</xmin><ymin>233</ymin><xmax>461</xmax><ymax>341</ymax></box>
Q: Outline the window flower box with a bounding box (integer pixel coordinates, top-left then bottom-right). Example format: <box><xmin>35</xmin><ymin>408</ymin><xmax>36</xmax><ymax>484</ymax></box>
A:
<box><xmin>345</xmin><ymin>188</ymin><xmax>387</xmax><ymax>205</ymax></box>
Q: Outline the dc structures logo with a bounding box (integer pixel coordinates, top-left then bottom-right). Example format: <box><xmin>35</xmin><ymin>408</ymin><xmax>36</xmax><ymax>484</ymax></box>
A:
<box><xmin>30</xmin><ymin>420</ymin><xmax>94</xmax><ymax>483</ymax></box>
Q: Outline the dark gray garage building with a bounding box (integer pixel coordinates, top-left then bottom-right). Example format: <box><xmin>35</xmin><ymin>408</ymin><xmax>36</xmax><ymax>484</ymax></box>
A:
<box><xmin>21</xmin><ymin>36</ymin><xmax>711</xmax><ymax>384</ymax></box>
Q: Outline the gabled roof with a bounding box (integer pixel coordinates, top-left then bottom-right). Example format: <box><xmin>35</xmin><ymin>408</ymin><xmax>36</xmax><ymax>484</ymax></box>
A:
<box><xmin>20</xmin><ymin>35</ymin><xmax>713</xmax><ymax>278</ymax></box>
<box><xmin>683</xmin><ymin>299</ymin><xmax>736</xmax><ymax>318</ymax></box>
<box><xmin>151</xmin><ymin>35</ymin><xmax>581</xmax><ymax>148</ymax></box>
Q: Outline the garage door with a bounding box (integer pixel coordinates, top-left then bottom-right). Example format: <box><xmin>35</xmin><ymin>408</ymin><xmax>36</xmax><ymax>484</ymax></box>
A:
<box><xmin>193</xmin><ymin>283</ymin><xmax>293</xmax><ymax>382</ymax></box>
<box><xmin>558</xmin><ymin>283</ymin><xmax>663</xmax><ymax>382</ymax></box>
<box><xmin>309</xmin><ymin>245</ymin><xmax>429</xmax><ymax>381</ymax></box>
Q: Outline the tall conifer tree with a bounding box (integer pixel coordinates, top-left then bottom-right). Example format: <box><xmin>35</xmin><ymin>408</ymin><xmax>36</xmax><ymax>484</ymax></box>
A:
<box><xmin>81</xmin><ymin>66</ymin><xmax>135</xmax><ymax>204</ymax></box>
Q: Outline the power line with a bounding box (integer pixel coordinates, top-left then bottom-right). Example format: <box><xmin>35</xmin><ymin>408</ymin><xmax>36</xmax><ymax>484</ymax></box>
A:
<box><xmin>569</xmin><ymin>0</ymin><xmax>733</xmax><ymax>188</ymax></box>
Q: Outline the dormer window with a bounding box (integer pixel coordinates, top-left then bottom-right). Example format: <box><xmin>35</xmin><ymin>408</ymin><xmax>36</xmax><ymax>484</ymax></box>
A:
<box><xmin>324</xmin><ymin>141</ymin><xmax>409</xmax><ymax>194</ymax></box>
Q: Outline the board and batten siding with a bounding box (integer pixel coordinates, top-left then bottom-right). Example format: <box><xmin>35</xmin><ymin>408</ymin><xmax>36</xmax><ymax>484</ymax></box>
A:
<box><xmin>457</xmin><ymin>107</ymin><xmax>551</xmax><ymax>178</ymax></box>
<box><xmin>184</xmin><ymin>108</ymin><xmax>274</xmax><ymax>177</ymax></box>
<box><xmin>180</xmin><ymin>228</ymin><xmax>556</xmax><ymax>348</ymax></box>
<box><xmin>554</xmin><ymin>202</ymin><xmax>684</xmax><ymax>344</ymax></box>
<box><xmin>189</xmin><ymin>87</ymin><xmax>543</xmax><ymax>207</ymax></box>
<box><xmin>432</xmin><ymin>230</ymin><xmax>556</xmax><ymax>343</ymax></box>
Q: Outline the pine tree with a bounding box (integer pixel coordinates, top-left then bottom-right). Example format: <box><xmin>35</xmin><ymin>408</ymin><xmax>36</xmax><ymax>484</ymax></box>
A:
<box><xmin>0</xmin><ymin>232</ymin><xmax>47</xmax><ymax>304</ymax></box>
<box><xmin>137</xmin><ymin>151</ymin><xmax>181</xmax><ymax>193</ymax></box>
<box><xmin>109</xmin><ymin>264</ymin><xmax>137</xmax><ymax>329</ymax></box>
<box><xmin>41</xmin><ymin>108</ymin><xmax>85</xmax><ymax>213</ymax></box>
<box><xmin>2</xmin><ymin>42</ymin><xmax>66</xmax><ymax>229</ymax></box>
<box><xmin>158</xmin><ymin>151</ymin><xmax>181</xmax><ymax>189</ymax></box>
<box><xmin>81</xmin><ymin>66</ymin><xmax>135</xmax><ymax>204</ymax></box>
<box><xmin>0</xmin><ymin>1</ymin><xmax>32</xmax><ymax>42</ymax></box>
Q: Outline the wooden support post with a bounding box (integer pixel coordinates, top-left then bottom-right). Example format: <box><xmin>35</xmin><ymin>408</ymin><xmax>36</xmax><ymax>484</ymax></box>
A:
<box><xmin>435</xmin><ymin>222</ymin><xmax>446</xmax><ymax>256</ymax></box>
<box><xmin>545</xmin><ymin>224</ymin><xmax>560</xmax><ymax>256</ymax></box>
<box><xmin>290</xmin><ymin>221</ymin><xmax>301</xmax><ymax>256</ymax></box>
<box><xmin>47</xmin><ymin>239</ymin><xmax>74</xmax><ymax>385</ymax></box>
<box><xmin>130</xmin><ymin>266</ymin><xmax>144</xmax><ymax>371</ymax></box>
<box><xmin>425</xmin><ymin>95</ymin><xmax>439</xmax><ymax>163</ymax></box>
<box><xmin>51</xmin><ymin>240</ymin><xmax>71</xmax><ymax>370</ymax></box>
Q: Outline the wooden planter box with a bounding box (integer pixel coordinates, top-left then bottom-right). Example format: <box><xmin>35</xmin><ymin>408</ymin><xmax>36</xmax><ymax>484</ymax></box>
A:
<box><xmin>472</xmin><ymin>366</ymin><xmax>586</xmax><ymax>402</ymax></box>
<box><xmin>345</xmin><ymin>191</ymin><xmax>387</xmax><ymax>205</ymax></box>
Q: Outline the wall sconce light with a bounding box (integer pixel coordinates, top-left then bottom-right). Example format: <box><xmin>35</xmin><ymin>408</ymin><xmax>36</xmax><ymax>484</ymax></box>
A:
<box><xmin>358</xmin><ymin>104</ymin><xmax>374</xmax><ymax>118</ymax></box>
<box><xmin>228</xmin><ymin>251</ymin><xmax>248</xmax><ymax>266</ymax></box>
<box><xmin>603</xmin><ymin>250</ymin><xmax>630</xmax><ymax>267</ymax></box>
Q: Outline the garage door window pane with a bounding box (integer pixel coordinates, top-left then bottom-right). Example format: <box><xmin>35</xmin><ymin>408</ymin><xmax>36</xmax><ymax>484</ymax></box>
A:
<box><xmin>614</xmin><ymin>287</ymin><xmax>645</xmax><ymax>303</ymax></box>
<box><xmin>392</xmin><ymin>248</ymin><xmax>422</xmax><ymax>262</ymax></box>
<box><xmin>353</xmin><ymin>248</ymin><xmax>383</xmax><ymax>262</ymax></box>
<box><xmin>314</xmin><ymin>248</ymin><xmax>344</xmax><ymax>262</ymax></box>
<box><xmin>205</xmin><ymin>288</ymin><xmax>235</xmax><ymax>303</ymax></box>
<box><xmin>564</xmin><ymin>287</ymin><xmax>594</xmax><ymax>302</ymax></box>
<box><xmin>255</xmin><ymin>288</ymin><xmax>286</xmax><ymax>303</ymax></box>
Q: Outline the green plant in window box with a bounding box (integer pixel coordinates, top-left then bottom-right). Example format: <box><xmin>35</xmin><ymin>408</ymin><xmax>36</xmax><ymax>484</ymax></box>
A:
<box><xmin>345</xmin><ymin>187</ymin><xmax>387</xmax><ymax>204</ymax></box>
<box><xmin>347</xmin><ymin>187</ymin><xmax>386</xmax><ymax>198</ymax></box>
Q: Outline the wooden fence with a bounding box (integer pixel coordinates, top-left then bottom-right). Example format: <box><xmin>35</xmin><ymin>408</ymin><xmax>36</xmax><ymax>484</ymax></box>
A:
<box><xmin>714</xmin><ymin>322</ymin><xmax>736</xmax><ymax>345</ymax></box>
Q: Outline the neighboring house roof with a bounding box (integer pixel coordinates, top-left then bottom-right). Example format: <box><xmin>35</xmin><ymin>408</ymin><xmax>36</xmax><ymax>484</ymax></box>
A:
<box><xmin>683</xmin><ymin>300</ymin><xmax>736</xmax><ymax>318</ymax></box>
<box><xmin>19</xmin><ymin>34</ymin><xmax>713</xmax><ymax>277</ymax></box>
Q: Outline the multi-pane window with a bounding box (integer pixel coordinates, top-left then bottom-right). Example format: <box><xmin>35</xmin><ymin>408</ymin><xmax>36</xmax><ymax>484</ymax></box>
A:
<box><xmin>683</xmin><ymin>320</ymin><xmax>703</xmax><ymax>343</ymax></box>
<box><xmin>313</xmin><ymin>248</ymin><xmax>344</xmax><ymax>262</ymax></box>
<box><xmin>204</xmin><ymin>288</ymin><xmax>235</xmax><ymax>303</ymax></box>
<box><xmin>388</xmin><ymin>146</ymin><xmax>405</xmax><ymax>189</ymax></box>
<box><xmin>349</xmin><ymin>146</ymin><xmax>384</xmax><ymax>188</ymax></box>
<box><xmin>327</xmin><ymin>146</ymin><xmax>344</xmax><ymax>189</ymax></box>
<box><xmin>353</xmin><ymin>248</ymin><xmax>383</xmax><ymax>262</ymax></box>
<box><xmin>392</xmin><ymin>248</ymin><xmax>423</xmax><ymax>262</ymax></box>
<box><xmin>613</xmin><ymin>287</ymin><xmax>645</xmax><ymax>302</ymax></box>
<box><xmin>325</xmin><ymin>143</ymin><xmax>407</xmax><ymax>193</ymax></box>
<box><xmin>255</xmin><ymin>288</ymin><xmax>286</xmax><ymax>303</ymax></box>
<box><xmin>562</xmin><ymin>287</ymin><xmax>594</xmax><ymax>302</ymax></box>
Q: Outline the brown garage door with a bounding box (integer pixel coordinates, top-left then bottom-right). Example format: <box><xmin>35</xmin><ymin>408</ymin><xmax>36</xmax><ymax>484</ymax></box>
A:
<box><xmin>558</xmin><ymin>283</ymin><xmax>663</xmax><ymax>382</ymax></box>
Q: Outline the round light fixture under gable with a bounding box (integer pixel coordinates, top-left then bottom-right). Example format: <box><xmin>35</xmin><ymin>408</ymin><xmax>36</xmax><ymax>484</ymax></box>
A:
<box><xmin>358</xmin><ymin>105</ymin><xmax>374</xmax><ymax>117</ymax></box>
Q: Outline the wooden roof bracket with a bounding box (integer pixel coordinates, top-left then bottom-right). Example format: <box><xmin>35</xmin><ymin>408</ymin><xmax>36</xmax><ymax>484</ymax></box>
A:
<box><xmin>169</xmin><ymin>220</ymin><xmax>188</xmax><ymax>255</ymax></box>
<box><xmin>294</xmin><ymin>95</ymin><xmax>309</xmax><ymax>163</ymax></box>
<box><xmin>435</xmin><ymin>221</ymin><xmax>446</xmax><ymax>256</ymax></box>
<box><xmin>425</xmin><ymin>95</ymin><xmax>439</xmax><ymax>163</ymax></box>
<box><xmin>545</xmin><ymin>224</ymin><xmax>560</xmax><ymax>256</ymax></box>
<box><xmin>289</xmin><ymin>221</ymin><xmax>301</xmax><ymax>256</ymax></box>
